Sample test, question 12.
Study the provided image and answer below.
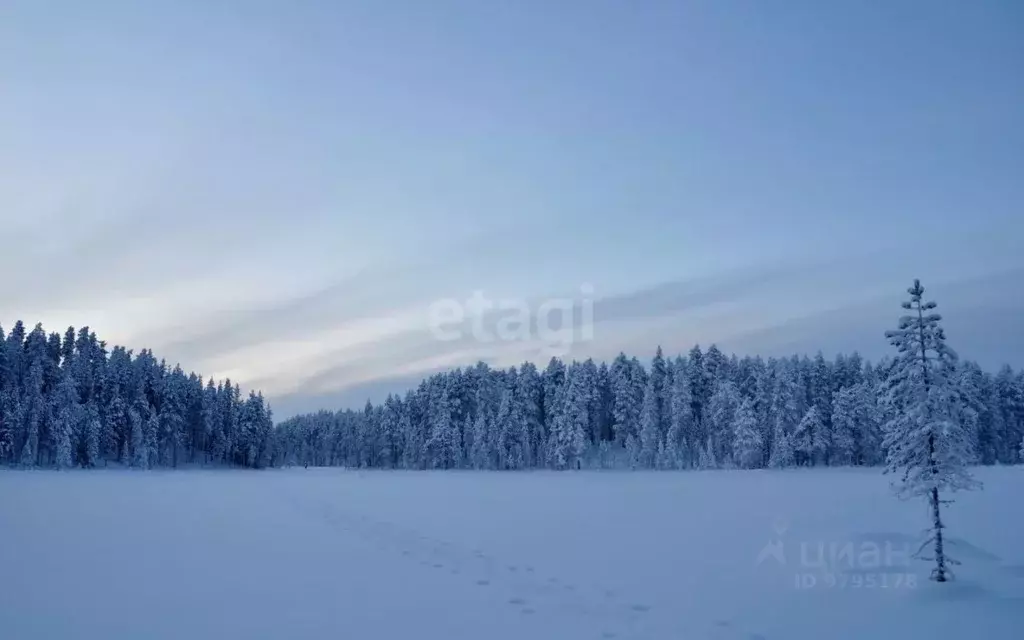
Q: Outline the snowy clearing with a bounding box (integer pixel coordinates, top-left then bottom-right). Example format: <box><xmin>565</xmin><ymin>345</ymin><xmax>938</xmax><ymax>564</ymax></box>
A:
<box><xmin>2</xmin><ymin>467</ymin><xmax>1022</xmax><ymax>640</ymax></box>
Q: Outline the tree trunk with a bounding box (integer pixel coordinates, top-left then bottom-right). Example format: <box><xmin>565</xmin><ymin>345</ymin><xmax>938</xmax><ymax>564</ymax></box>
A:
<box><xmin>928</xmin><ymin>432</ymin><xmax>948</xmax><ymax>581</ymax></box>
<box><xmin>930</xmin><ymin>485</ymin><xmax>947</xmax><ymax>581</ymax></box>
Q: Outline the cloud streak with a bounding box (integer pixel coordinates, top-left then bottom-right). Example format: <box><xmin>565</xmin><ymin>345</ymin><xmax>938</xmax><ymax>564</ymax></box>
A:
<box><xmin>3</xmin><ymin>0</ymin><xmax>1022</xmax><ymax>418</ymax></box>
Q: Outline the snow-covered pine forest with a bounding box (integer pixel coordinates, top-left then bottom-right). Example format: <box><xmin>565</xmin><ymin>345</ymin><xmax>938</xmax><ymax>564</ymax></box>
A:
<box><xmin>2</xmin><ymin>319</ymin><xmax>1023</xmax><ymax>472</ymax></box>
<box><xmin>0</xmin><ymin>322</ymin><xmax>273</xmax><ymax>469</ymax></box>
<box><xmin>278</xmin><ymin>347</ymin><xmax>1024</xmax><ymax>471</ymax></box>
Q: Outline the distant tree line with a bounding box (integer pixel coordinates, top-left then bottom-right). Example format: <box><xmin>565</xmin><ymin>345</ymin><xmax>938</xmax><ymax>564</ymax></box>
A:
<box><xmin>277</xmin><ymin>346</ymin><xmax>1024</xmax><ymax>472</ymax></box>
<box><xmin>0</xmin><ymin>322</ymin><xmax>273</xmax><ymax>469</ymax></box>
<box><xmin>2</xmin><ymin>311</ymin><xmax>1022</xmax><ymax>472</ymax></box>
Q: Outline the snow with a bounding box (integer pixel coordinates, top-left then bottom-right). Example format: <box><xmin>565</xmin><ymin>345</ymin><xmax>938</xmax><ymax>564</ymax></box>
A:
<box><xmin>1</xmin><ymin>466</ymin><xmax>1022</xmax><ymax>639</ymax></box>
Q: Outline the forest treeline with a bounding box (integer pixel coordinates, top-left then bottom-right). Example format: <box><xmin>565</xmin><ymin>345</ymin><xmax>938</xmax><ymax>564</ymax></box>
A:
<box><xmin>276</xmin><ymin>345</ymin><xmax>1024</xmax><ymax>471</ymax></box>
<box><xmin>2</xmin><ymin>318</ymin><xmax>1022</xmax><ymax>471</ymax></box>
<box><xmin>0</xmin><ymin>322</ymin><xmax>272</xmax><ymax>468</ymax></box>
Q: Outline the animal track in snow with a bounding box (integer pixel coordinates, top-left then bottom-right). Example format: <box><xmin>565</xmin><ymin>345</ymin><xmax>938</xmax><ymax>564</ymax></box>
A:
<box><xmin>294</xmin><ymin>495</ymin><xmax>770</xmax><ymax>640</ymax></box>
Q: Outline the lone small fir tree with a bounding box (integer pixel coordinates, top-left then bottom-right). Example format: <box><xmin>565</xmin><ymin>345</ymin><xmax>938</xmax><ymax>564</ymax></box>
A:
<box><xmin>882</xmin><ymin>279</ymin><xmax>980</xmax><ymax>582</ymax></box>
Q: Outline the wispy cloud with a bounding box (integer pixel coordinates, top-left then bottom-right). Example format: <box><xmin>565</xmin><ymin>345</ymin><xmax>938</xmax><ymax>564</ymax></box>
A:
<box><xmin>3</xmin><ymin>0</ymin><xmax>1021</xmax><ymax>419</ymax></box>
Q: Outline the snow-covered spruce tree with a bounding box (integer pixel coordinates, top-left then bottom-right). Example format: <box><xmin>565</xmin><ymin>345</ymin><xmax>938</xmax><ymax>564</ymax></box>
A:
<box><xmin>956</xmin><ymin>362</ymin><xmax>999</xmax><ymax>465</ymax></box>
<box><xmin>20</xmin><ymin>359</ymin><xmax>45</xmax><ymax>467</ymax></box>
<box><xmin>809</xmin><ymin>352</ymin><xmax>834</xmax><ymax>463</ymax></box>
<box><xmin>753</xmin><ymin>363</ymin><xmax>775</xmax><ymax>466</ymax></box>
<box><xmin>882</xmin><ymin>279</ymin><xmax>980</xmax><ymax>582</ymax></box>
<box><xmin>829</xmin><ymin>387</ymin><xmax>858</xmax><ymax>466</ymax></box>
<box><xmin>130</xmin><ymin>407</ymin><xmax>147</xmax><ymax>469</ymax></box>
<box><xmin>792</xmin><ymin>405</ymin><xmax>824</xmax><ymax>466</ymax></box>
<box><xmin>592</xmin><ymin>361</ymin><xmax>614</xmax><ymax>447</ymax></box>
<box><xmin>994</xmin><ymin>365</ymin><xmax>1023</xmax><ymax>463</ymax></box>
<box><xmin>768</xmin><ymin>423</ymin><xmax>795</xmax><ymax>468</ymax></box>
<box><xmin>638</xmin><ymin>377</ymin><xmax>661</xmax><ymax>469</ymax></box>
<box><xmin>495</xmin><ymin>386</ymin><xmax>526</xmax><ymax>470</ymax></box>
<box><xmin>577</xmin><ymin>358</ymin><xmax>601</xmax><ymax>447</ymax></box>
<box><xmin>707</xmin><ymin>381</ymin><xmax>741</xmax><ymax>465</ymax></box>
<box><xmin>516</xmin><ymin>362</ymin><xmax>543</xmax><ymax>467</ymax></box>
<box><xmin>402</xmin><ymin>388</ymin><xmax>426</xmax><ymax>469</ymax></box>
<box><xmin>858</xmin><ymin>382</ymin><xmax>884</xmax><ymax>465</ymax></box>
<box><xmin>0</xmin><ymin>388</ymin><xmax>21</xmax><ymax>464</ymax></box>
<box><xmin>378</xmin><ymin>395</ymin><xmax>400</xmax><ymax>469</ymax></box>
<box><xmin>732</xmin><ymin>397</ymin><xmax>763</xmax><ymax>469</ymax></box>
<box><xmin>697</xmin><ymin>436</ymin><xmax>717</xmax><ymax>469</ymax></box>
<box><xmin>426</xmin><ymin>383</ymin><xmax>460</xmax><ymax>469</ymax></box>
<box><xmin>831</xmin><ymin>383</ymin><xmax>881</xmax><ymax>466</ymax></box>
<box><xmin>703</xmin><ymin>344</ymin><xmax>729</xmax><ymax>387</ymax></box>
<box><xmin>145</xmin><ymin>410</ymin><xmax>160</xmax><ymax>469</ymax></box>
<box><xmin>687</xmin><ymin>346</ymin><xmax>709</xmax><ymax>459</ymax></box>
<box><xmin>51</xmin><ymin>372</ymin><xmax>79</xmax><ymax>469</ymax></box>
<box><xmin>541</xmin><ymin>357</ymin><xmax>567</xmax><ymax>446</ymax></box>
<box><xmin>548</xmin><ymin>366</ymin><xmax>588</xmax><ymax>470</ymax></box>
<box><xmin>470</xmin><ymin>407</ymin><xmax>491</xmax><ymax>470</ymax></box>
<box><xmin>770</xmin><ymin>361</ymin><xmax>802</xmax><ymax>468</ymax></box>
<box><xmin>664</xmin><ymin>356</ymin><xmax>693</xmax><ymax>469</ymax></box>
<box><xmin>609</xmin><ymin>353</ymin><xmax>642</xmax><ymax>450</ymax></box>
<box><xmin>81</xmin><ymin>402</ymin><xmax>102</xmax><ymax>468</ymax></box>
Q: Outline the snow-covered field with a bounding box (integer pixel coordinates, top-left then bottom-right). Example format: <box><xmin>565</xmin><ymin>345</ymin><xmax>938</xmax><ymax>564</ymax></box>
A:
<box><xmin>2</xmin><ymin>467</ymin><xmax>1022</xmax><ymax>640</ymax></box>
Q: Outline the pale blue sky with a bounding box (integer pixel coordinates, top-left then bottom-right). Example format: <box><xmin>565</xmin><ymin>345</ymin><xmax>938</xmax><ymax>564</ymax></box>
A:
<box><xmin>2</xmin><ymin>1</ymin><xmax>1022</xmax><ymax>417</ymax></box>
